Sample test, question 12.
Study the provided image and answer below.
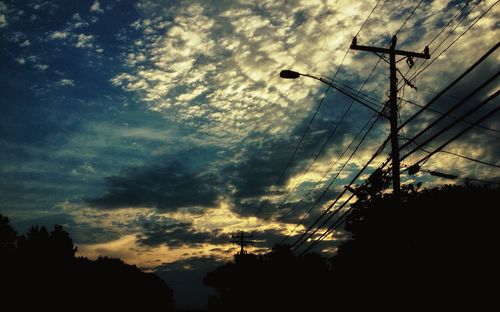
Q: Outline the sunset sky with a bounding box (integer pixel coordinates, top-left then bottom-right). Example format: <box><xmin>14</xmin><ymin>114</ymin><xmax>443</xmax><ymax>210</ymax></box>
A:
<box><xmin>1</xmin><ymin>0</ymin><xmax>498</xmax><ymax>308</ymax></box>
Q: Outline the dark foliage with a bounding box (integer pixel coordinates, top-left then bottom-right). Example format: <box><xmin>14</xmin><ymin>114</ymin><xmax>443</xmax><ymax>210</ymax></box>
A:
<box><xmin>0</xmin><ymin>215</ymin><xmax>174</xmax><ymax>311</ymax></box>
<box><xmin>204</xmin><ymin>245</ymin><xmax>331</xmax><ymax>311</ymax></box>
<box><xmin>204</xmin><ymin>184</ymin><xmax>499</xmax><ymax>310</ymax></box>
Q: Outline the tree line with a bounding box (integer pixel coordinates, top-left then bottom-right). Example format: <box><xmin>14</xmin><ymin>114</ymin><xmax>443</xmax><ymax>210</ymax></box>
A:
<box><xmin>0</xmin><ymin>215</ymin><xmax>174</xmax><ymax>311</ymax></box>
<box><xmin>204</xmin><ymin>184</ymin><xmax>498</xmax><ymax>311</ymax></box>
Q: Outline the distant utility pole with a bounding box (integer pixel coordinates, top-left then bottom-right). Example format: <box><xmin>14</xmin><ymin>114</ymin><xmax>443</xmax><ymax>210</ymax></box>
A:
<box><xmin>351</xmin><ymin>36</ymin><xmax>430</xmax><ymax>198</ymax></box>
<box><xmin>230</xmin><ymin>232</ymin><xmax>255</xmax><ymax>255</ymax></box>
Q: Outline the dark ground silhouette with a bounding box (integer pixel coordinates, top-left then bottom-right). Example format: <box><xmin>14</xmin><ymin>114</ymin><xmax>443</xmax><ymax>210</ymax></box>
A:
<box><xmin>0</xmin><ymin>216</ymin><xmax>174</xmax><ymax>311</ymax></box>
<box><xmin>1</xmin><ymin>183</ymin><xmax>496</xmax><ymax>310</ymax></box>
<box><xmin>204</xmin><ymin>183</ymin><xmax>498</xmax><ymax>311</ymax></box>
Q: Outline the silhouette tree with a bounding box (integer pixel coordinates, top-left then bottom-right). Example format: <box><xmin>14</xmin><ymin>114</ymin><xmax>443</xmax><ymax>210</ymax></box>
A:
<box><xmin>0</xmin><ymin>214</ymin><xmax>17</xmax><ymax>252</ymax></box>
<box><xmin>204</xmin><ymin>184</ymin><xmax>499</xmax><ymax>310</ymax></box>
<box><xmin>49</xmin><ymin>224</ymin><xmax>78</xmax><ymax>261</ymax></box>
<box><xmin>330</xmin><ymin>183</ymin><xmax>499</xmax><ymax>309</ymax></box>
<box><xmin>0</xmin><ymin>214</ymin><xmax>175</xmax><ymax>311</ymax></box>
<box><xmin>204</xmin><ymin>244</ymin><xmax>332</xmax><ymax>311</ymax></box>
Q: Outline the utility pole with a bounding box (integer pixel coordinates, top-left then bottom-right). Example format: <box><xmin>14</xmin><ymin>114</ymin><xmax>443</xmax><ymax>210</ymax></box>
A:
<box><xmin>350</xmin><ymin>36</ymin><xmax>430</xmax><ymax>198</ymax></box>
<box><xmin>230</xmin><ymin>232</ymin><xmax>255</xmax><ymax>255</ymax></box>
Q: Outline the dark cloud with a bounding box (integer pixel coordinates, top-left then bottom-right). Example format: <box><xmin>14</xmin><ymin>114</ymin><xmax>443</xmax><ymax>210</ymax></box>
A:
<box><xmin>131</xmin><ymin>211</ymin><xmax>347</xmax><ymax>253</ymax></box>
<box><xmin>86</xmin><ymin>160</ymin><xmax>221</xmax><ymax>211</ymax></box>
<box><xmin>224</xmin><ymin>54</ymin><xmax>500</xmax><ymax>220</ymax></box>
<box><xmin>133</xmin><ymin>214</ymin><xmax>228</xmax><ymax>248</ymax></box>
<box><xmin>224</xmin><ymin>98</ymin><xmax>368</xmax><ymax>219</ymax></box>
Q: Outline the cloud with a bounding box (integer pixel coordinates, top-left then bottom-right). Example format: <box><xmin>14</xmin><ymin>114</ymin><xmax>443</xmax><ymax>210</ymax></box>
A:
<box><xmin>72</xmin><ymin>13</ymin><xmax>89</xmax><ymax>28</ymax></box>
<box><xmin>19</xmin><ymin>39</ymin><xmax>30</xmax><ymax>47</ymax></box>
<box><xmin>2</xmin><ymin>0</ymin><xmax>499</xmax><ymax>286</ymax></box>
<box><xmin>0</xmin><ymin>2</ymin><xmax>7</xmax><ymax>28</ymax></box>
<box><xmin>57</xmin><ymin>79</ymin><xmax>75</xmax><ymax>86</ymax></box>
<box><xmin>34</xmin><ymin>63</ymin><xmax>49</xmax><ymax>71</ymax></box>
<box><xmin>7</xmin><ymin>31</ymin><xmax>26</xmax><ymax>43</ymax></box>
<box><xmin>75</xmin><ymin>33</ymin><xmax>94</xmax><ymax>48</ymax></box>
<box><xmin>15</xmin><ymin>57</ymin><xmax>26</xmax><ymax>64</ymax></box>
<box><xmin>49</xmin><ymin>30</ymin><xmax>69</xmax><ymax>40</ymax></box>
<box><xmin>135</xmin><ymin>217</ymin><xmax>228</xmax><ymax>248</ymax></box>
<box><xmin>0</xmin><ymin>14</ymin><xmax>6</xmax><ymax>28</ymax></box>
<box><xmin>90</xmin><ymin>0</ymin><xmax>104</xmax><ymax>14</ymax></box>
<box><xmin>86</xmin><ymin>160</ymin><xmax>221</xmax><ymax>211</ymax></box>
<box><xmin>103</xmin><ymin>1</ymin><xmax>402</xmax><ymax>220</ymax></box>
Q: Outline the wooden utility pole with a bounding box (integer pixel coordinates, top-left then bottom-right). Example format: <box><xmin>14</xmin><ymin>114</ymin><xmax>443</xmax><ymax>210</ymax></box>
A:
<box><xmin>230</xmin><ymin>232</ymin><xmax>255</xmax><ymax>255</ymax></box>
<box><xmin>351</xmin><ymin>36</ymin><xmax>430</xmax><ymax>198</ymax></box>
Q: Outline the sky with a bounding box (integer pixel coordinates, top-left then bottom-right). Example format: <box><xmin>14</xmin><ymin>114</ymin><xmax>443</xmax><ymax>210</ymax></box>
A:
<box><xmin>1</xmin><ymin>0</ymin><xmax>499</xmax><ymax>308</ymax></box>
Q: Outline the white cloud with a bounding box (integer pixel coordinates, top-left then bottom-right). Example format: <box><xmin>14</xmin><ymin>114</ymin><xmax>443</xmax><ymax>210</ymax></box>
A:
<box><xmin>0</xmin><ymin>2</ymin><xmax>7</xmax><ymax>28</ymax></box>
<box><xmin>110</xmin><ymin>1</ymin><xmax>499</xmax><ymax>142</ymax></box>
<box><xmin>75</xmin><ymin>33</ymin><xmax>94</xmax><ymax>48</ymax></box>
<box><xmin>8</xmin><ymin>31</ymin><xmax>24</xmax><ymax>42</ymax></box>
<box><xmin>90</xmin><ymin>0</ymin><xmax>104</xmax><ymax>14</ymax></box>
<box><xmin>34</xmin><ymin>63</ymin><xmax>49</xmax><ymax>71</ymax></box>
<box><xmin>57</xmin><ymin>79</ymin><xmax>75</xmax><ymax>86</ymax></box>
<box><xmin>0</xmin><ymin>14</ymin><xmax>6</xmax><ymax>28</ymax></box>
<box><xmin>49</xmin><ymin>30</ymin><xmax>69</xmax><ymax>40</ymax></box>
<box><xmin>72</xmin><ymin>13</ymin><xmax>89</xmax><ymax>28</ymax></box>
<box><xmin>107</xmin><ymin>0</ymin><xmax>500</xmax><ymax>210</ymax></box>
<box><xmin>19</xmin><ymin>39</ymin><xmax>30</xmax><ymax>47</ymax></box>
<box><xmin>15</xmin><ymin>57</ymin><xmax>26</xmax><ymax>65</ymax></box>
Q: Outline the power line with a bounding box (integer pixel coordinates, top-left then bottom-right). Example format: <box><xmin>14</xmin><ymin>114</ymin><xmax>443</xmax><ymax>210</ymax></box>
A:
<box><xmin>433</xmin><ymin>149</ymin><xmax>500</xmax><ymax>169</ymax></box>
<box><xmin>273</xmin><ymin>102</ymin><xmax>355</xmax><ymax>222</ymax></box>
<box><xmin>285</xmin><ymin>1</ymin><xmax>427</xmax><ymax>249</ymax></box>
<box><xmin>256</xmin><ymin>0</ymin><xmax>385</xmax><ymax>216</ymax></box>
<box><xmin>321</xmin><ymin>77</ymin><xmax>387</xmax><ymax>109</ymax></box>
<box><xmin>410</xmin><ymin>0</ymin><xmax>499</xmax><ymax>82</ymax></box>
<box><xmin>397</xmin><ymin>0</ymin><xmax>476</xmax><ymax>89</ymax></box>
<box><xmin>273</xmin><ymin>82</ymin><xmax>387</xmax><ymax>224</ymax></box>
<box><xmin>291</xmin><ymin>135</ymin><xmax>389</xmax><ymax>251</ymax></box>
<box><xmin>381</xmin><ymin>83</ymin><xmax>499</xmax><ymax>175</ymax></box>
<box><xmin>398</xmin><ymin>40</ymin><xmax>499</xmax><ymax>131</ymax></box>
<box><xmin>264</xmin><ymin>75</ymin><xmax>386</xmax><ymax>218</ymax></box>
<box><xmin>278</xmin><ymin>59</ymin><xmax>391</xmax><ymax>240</ymax></box>
<box><xmin>272</xmin><ymin>0</ymin><xmax>386</xmax><ymax>223</ymax></box>
<box><xmin>402</xmin><ymin>135</ymin><xmax>500</xmax><ymax>169</ymax></box>
<box><xmin>425</xmin><ymin>0</ymin><xmax>480</xmax><ymax>56</ymax></box>
<box><xmin>412</xmin><ymin>100</ymin><xmax>500</xmax><ymax>166</ymax></box>
<box><xmin>400</xmin><ymin>87</ymin><xmax>500</xmax><ymax>163</ymax></box>
<box><xmin>279</xmin><ymin>113</ymin><xmax>380</xmax><ymax>241</ymax></box>
<box><xmin>291</xmin><ymin>120</ymin><xmax>386</xmax><ymax>250</ymax></box>
<box><xmin>299</xmin><ymin>206</ymin><xmax>351</xmax><ymax>256</ymax></box>
<box><xmin>356</xmin><ymin>49</ymin><xmax>499</xmax><ymax>198</ymax></box>
<box><xmin>297</xmin><ymin>37</ymin><xmax>500</xmax><ymax>256</ymax></box>
<box><xmin>394</xmin><ymin>0</ymin><xmax>424</xmax><ymax>35</ymax></box>
<box><xmin>255</xmin><ymin>85</ymin><xmax>329</xmax><ymax>215</ymax></box>
<box><xmin>427</xmin><ymin>0</ymin><xmax>475</xmax><ymax>48</ymax></box>
<box><xmin>355</xmin><ymin>0</ymin><xmax>383</xmax><ymax>37</ymax></box>
<box><xmin>303</xmin><ymin>147</ymin><xmax>500</xmax><ymax>254</ymax></box>
<box><xmin>327</xmin><ymin>77</ymin><xmax>499</xmax><ymax>141</ymax></box>
<box><xmin>295</xmin><ymin>48</ymin><xmax>500</xmax><ymax>254</ymax></box>
<box><xmin>399</xmin><ymin>97</ymin><xmax>500</xmax><ymax>136</ymax></box>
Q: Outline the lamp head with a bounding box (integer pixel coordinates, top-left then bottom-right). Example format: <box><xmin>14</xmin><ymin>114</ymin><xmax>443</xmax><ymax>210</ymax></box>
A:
<box><xmin>279</xmin><ymin>70</ymin><xmax>300</xmax><ymax>79</ymax></box>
